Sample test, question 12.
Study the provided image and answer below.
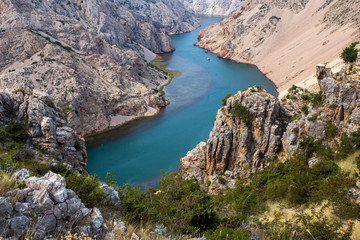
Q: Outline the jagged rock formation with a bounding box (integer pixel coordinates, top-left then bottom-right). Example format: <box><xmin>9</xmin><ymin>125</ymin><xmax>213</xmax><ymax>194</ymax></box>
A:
<box><xmin>182</xmin><ymin>63</ymin><xmax>360</xmax><ymax>193</ymax></box>
<box><xmin>195</xmin><ymin>0</ymin><xmax>359</xmax><ymax>93</ymax></box>
<box><xmin>0</xmin><ymin>0</ymin><xmax>199</xmax><ymax>135</ymax></box>
<box><xmin>1</xmin><ymin>170</ymin><xmax>106</xmax><ymax>239</ymax></box>
<box><xmin>179</xmin><ymin>0</ymin><xmax>244</xmax><ymax>16</ymax></box>
<box><xmin>0</xmin><ymin>90</ymin><xmax>87</xmax><ymax>173</ymax></box>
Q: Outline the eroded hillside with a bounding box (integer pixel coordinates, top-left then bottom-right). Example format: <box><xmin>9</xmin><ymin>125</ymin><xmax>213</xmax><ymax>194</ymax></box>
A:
<box><xmin>0</xmin><ymin>0</ymin><xmax>199</xmax><ymax>135</ymax></box>
<box><xmin>195</xmin><ymin>0</ymin><xmax>359</xmax><ymax>94</ymax></box>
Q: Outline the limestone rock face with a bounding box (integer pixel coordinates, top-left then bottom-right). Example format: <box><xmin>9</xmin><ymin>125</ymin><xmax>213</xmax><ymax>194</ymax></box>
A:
<box><xmin>182</xmin><ymin>87</ymin><xmax>287</xmax><ymax>192</ymax></box>
<box><xmin>182</xmin><ymin>64</ymin><xmax>360</xmax><ymax>193</ymax></box>
<box><xmin>0</xmin><ymin>0</ymin><xmax>199</xmax><ymax>135</ymax></box>
<box><xmin>179</xmin><ymin>0</ymin><xmax>244</xmax><ymax>16</ymax></box>
<box><xmin>0</xmin><ymin>91</ymin><xmax>87</xmax><ymax>173</ymax></box>
<box><xmin>1</xmin><ymin>171</ymin><xmax>106</xmax><ymax>239</ymax></box>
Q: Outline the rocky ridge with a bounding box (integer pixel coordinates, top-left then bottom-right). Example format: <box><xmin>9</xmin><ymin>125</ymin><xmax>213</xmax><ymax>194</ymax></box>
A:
<box><xmin>182</xmin><ymin>62</ymin><xmax>360</xmax><ymax>193</ymax></box>
<box><xmin>0</xmin><ymin>0</ymin><xmax>199</xmax><ymax>136</ymax></box>
<box><xmin>179</xmin><ymin>0</ymin><xmax>244</xmax><ymax>16</ymax></box>
<box><xmin>194</xmin><ymin>0</ymin><xmax>359</xmax><ymax>93</ymax></box>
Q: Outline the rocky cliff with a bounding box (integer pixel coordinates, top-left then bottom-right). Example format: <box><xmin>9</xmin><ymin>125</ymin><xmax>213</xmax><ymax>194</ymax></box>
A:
<box><xmin>195</xmin><ymin>0</ymin><xmax>359</xmax><ymax>93</ymax></box>
<box><xmin>0</xmin><ymin>90</ymin><xmax>88</xmax><ymax>173</ymax></box>
<box><xmin>179</xmin><ymin>0</ymin><xmax>244</xmax><ymax>16</ymax></box>
<box><xmin>182</xmin><ymin>62</ymin><xmax>360</xmax><ymax>193</ymax></box>
<box><xmin>0</xmin><ymin>0</ymin><xmax>199</xmax><ymax>135</ymax></box>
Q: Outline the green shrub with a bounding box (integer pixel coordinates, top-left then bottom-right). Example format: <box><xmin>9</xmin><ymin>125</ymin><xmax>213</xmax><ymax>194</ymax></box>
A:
<box><xmin>340</xmin><ymin>41</ymin><xmax>359</xmax><ymax>63</ymax></box>
<box><xmin>62</xmin><ymin>106</ymin><xmax>72</xmax><ymax>114</ymax></box>
<box><xmin>14</xmin><ymin>89</ymin><xmax>25</xmax><ymax>95</ymax></box>
<box><xmin>5</xmin><ymin>121</ymin><xmax>22</xmax><ymax>133</ymax></box>
<box><xmin>0</xmin><ymin>129</ymin><xmax>6</xmax><ymax>142</ymax></box>
<box><xmin>105</xmin><ymin>172</ymin><xmax>116</xmax><ymax>186</ymax></box>
<box><xmin>310</xmin><ymin>91</ymin><xmax>322</xmax><ymax>107</ymax></box>
<box><xmin>63</xmin><ymin>171</ymin><xmax>105</xmax><ymax>208</ymax></box>
<box><xmin>325</xmin><ymin>121</ymin><xmax>337</xmax><ymax>139</ymax></box>
<box><xmin>120</xmin><ymin>172</ymin><xmax>219</xmax><ymax>235</ymax></box>
<box><xmin>289</xmin><ymin>85</ymin><xmax>298</xmax><ymax>91</ymax></box>
<box><xmin>12</xmin><ymin>130</ymin><xmax>28</xmax><ymax>143</ymax></box>
<box><xmin>301</xmin><ymin>105</ymin><xmax>309</xmax><ymax>115</ymax></box>
<box><xmin>231</xmin><ymin>101</ymin><xmax>251</xmax><ymax>126</ymax></box>
<box><xmin>221</xmin><ymin>93</ymin><xmax>233</xmax><ymax>106</ymax></box>
<box><xmin>307</xmin><ymin>114</ymin><xmax>317</xmax><ymax>122</ymax></box>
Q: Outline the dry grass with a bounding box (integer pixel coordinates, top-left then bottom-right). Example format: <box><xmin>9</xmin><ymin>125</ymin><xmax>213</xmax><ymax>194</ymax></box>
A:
<box><xmin>338</xmin><ymin>151</ymin><xmax>360</xmax><ymax>176</ymax></box>
<box><xmin>0</xmin><ymin>172</ymin><xmax>12</xmax><ymax>195</ymax></box>
<box><xmin>352</xmin><ymin>220</ymin><xmax>360</xmax><ymax>240</ymax></box>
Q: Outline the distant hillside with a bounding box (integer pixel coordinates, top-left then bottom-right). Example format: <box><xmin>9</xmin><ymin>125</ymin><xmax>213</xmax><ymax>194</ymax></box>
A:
<box><xmin>195</xmin><ymin>0</ymin><xmax>360</xmax><ymax>94</ymax></box>
<box><xmin>179</xmin><ymin>0</ymin><xmax>244</xmax><ymax>16</ymax></box>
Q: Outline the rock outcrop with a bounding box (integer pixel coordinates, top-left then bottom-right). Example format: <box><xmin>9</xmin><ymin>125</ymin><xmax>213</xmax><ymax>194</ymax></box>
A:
<box><xmin>0</xmin><ymin>90</ymin><xmax>87</xmax><ymax>173</ymax></box>
<box><xmin>179</xmin><ymin>0</ymin><xmax>244</xmax><ymax>16</ymax></box>
<box><xmin>182</xmin><ymin>63</ymin><xmax>360</xmax><ymax>193</ymax></box>
<box><xmin>0</xmin><ymin>0</ymin><xmax>199</xmax><ymax>135</ymax></box>
<box><xmin>195</xmin><ymin>0</ymin><xmax>359</xmax><ymax>93</ymax></box>
<box><xmin>1</xmin><ymin>171</ymin><xmax>106</xmax><ymax>239</ymax></box>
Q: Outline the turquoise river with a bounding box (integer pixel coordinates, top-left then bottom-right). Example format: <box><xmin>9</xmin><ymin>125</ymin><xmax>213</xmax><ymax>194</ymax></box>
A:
<box><xmin>86</xmin><ymin>16</ymin><xmax>277</xmax><ymax>188</ymax></box>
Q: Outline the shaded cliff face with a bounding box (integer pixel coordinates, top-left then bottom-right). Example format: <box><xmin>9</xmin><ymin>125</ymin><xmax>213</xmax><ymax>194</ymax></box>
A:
<box><xmin>0</xmin><ymin>0</ymin><xmax>199</xmax><ymax>135</ymax></box>
<box><xmin>182</xmin><ymin>63</ymin><xmax>360</xmax><ymax>193</ymax></box>
<box><xmin>179</xmin><ymin>0</ymin><xmax>244</xmax><ymax>16</ymax></box>
<box><xmin>195</xmin><ymin>0</ymin><xmax>359</xmax><ymax>93</ymax></box>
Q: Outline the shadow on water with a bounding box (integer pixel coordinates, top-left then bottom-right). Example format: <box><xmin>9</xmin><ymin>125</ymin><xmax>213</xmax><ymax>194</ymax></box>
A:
<box><xmin>86</xmin><ymin>16</ymin><xmax>278</xmax><ymax>188</ymax></box>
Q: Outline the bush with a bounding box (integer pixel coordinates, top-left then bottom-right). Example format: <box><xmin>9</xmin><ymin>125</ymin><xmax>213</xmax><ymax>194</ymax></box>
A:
<box><xmin>301</xmin><ymin>105</ymin><xmax>309</xmax><ymax>115</ymax></box>
<box><xmin>340</xmin><ymin>41</ymin><xmax>359</xmax><ymax>63</ymax></box>
<box><xmin>120</xmin><ymin>172</ymin><xmax>219</xmax><ymax>235</ymax></box>
<box><xmin>221</xmin><ymin>93</ymin><xmax>233</xmax><ymax>106</ymax></box>
<box><xmin>231</xmin><ymin>101</ymin><xmax>251</xmax><ymax>126</ymax></box>
<box><xmin>5</xmin><ymin>121</ymin><xmax>22</xmax><ymax>133</ymax></box>
<box><xmin>63</xmin><ymin>171</ymin><xmax>105</xmax><ymax>208</ymax></box>
<box><xmin>0</xmin><ymin>129</ymin><xmax>6</xmax><ymax>142</ymax></box>
<box><xmin>325</xmin><ymin>121</ymin><xmax>337</xmax><ymax>139</ymax></box>
<box><xmin>12</xmin><ymin>130</ymin><xmax>28</xmax><ymax>143</ymax></box>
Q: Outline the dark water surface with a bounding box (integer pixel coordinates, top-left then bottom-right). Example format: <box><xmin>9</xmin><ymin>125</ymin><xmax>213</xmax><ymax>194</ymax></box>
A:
<box><xmin>86</xmin><ymin>16</ymin><xmax>277</xmax><ymax>188</ymax></box>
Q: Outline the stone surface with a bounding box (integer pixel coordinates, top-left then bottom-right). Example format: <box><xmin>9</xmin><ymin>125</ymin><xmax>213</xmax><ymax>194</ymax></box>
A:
<box><xmin>10</xmin><ymin>169</ymin><xmax>30</xmax><ymax>182</ymax></box>
<box><xmin>180</xmin><ymin>0</ymin><xmax>244</xmax><ymax>16</ymax></box>
<box><xmin>1</xmin><ymin>171</ymin><xmax>106</xmax><ymax>239</ymax></box>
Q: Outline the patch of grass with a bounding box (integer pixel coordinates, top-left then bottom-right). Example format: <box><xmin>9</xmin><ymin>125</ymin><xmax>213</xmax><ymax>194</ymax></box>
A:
<box><xmin>338</xmin><ymin>151</ymin><xmax>360</xmax><ymax>176</ymax></box>
<box><xmin>0</xmin><ymin>172</ymin><xmax>12</xmax><ymax>195</ymax></box>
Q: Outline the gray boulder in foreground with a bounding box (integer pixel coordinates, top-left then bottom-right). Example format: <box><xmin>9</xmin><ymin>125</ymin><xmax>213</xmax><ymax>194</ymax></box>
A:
<box><xmin>1</xmin><ymin>171</ymin><xmax>106</xmax><ymax>239</ymax></box>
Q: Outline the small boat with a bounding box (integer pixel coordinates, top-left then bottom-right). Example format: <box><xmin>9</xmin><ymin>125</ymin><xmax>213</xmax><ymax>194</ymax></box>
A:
<box><xmin>207</xmin><ymin>57</ymin><xmax>210</xmax><ymax>61</ymax></box>
<box><xmin>205</xmin><ymin>50</ymin><xmax>209</xmax><ymax>53</ymax></box>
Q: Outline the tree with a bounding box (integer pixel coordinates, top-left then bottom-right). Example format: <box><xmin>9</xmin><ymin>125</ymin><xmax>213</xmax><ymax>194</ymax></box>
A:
<box><xmin>340</xmin><ymin>41</ymin><xmax>359</xmax><ymax>63</ymax></box>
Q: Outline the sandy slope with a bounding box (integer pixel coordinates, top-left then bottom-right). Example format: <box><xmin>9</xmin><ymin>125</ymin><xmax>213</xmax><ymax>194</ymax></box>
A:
<box><xmin>195</xmin><ymin>0</ymin><xmax>359</xmax><ymax>97</ymax></box>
